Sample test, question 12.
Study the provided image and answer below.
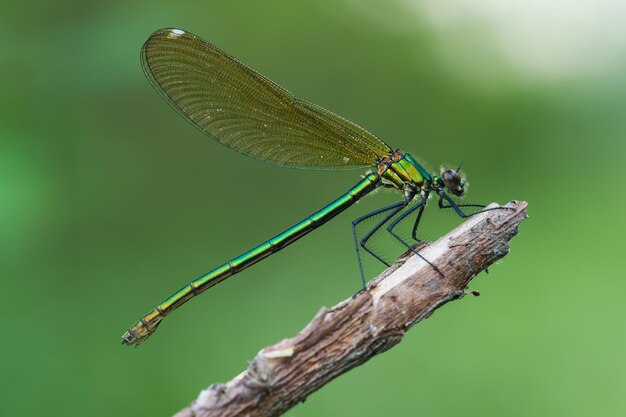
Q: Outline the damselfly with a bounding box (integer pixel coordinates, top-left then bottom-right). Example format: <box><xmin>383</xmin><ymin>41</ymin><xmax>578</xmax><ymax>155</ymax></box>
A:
<box><xmin>122</xmin><ymin>28</ymin><xmax>506</xmax><ymax>346</ymax></box>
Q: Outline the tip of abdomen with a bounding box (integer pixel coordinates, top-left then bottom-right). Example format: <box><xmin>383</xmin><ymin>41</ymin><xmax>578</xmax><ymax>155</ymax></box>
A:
<box><xmin>121</xmin><ymin>316</ymin><xmax>162</xmax><ymax>346</ymax></box>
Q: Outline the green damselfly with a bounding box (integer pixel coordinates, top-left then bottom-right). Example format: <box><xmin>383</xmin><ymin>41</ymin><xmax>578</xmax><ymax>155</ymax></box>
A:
<box><xmin>122</xmin><ymin>28</ymin><xmax>506</xmax><ymax>346</ymax></box>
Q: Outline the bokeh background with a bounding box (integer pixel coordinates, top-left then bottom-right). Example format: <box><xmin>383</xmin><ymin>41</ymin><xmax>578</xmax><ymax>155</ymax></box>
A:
<box><xmin>2</xmin><ymin>1</ymin><xmax>625</xmax><ymax>416</ymax></box>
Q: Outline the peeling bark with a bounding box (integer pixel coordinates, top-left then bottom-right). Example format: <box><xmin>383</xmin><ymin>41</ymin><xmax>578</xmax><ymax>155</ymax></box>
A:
<box><xmin>174</xmin><ymin>201</ymin><xmax>528</xmax><ymax>417</ymax></box>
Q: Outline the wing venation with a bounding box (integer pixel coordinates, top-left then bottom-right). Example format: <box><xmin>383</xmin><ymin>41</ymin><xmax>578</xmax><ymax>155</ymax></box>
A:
<box><xmin>141</xmin><ymin>28</ymin><xmax>391</xmax><ymax>169</ymax></box>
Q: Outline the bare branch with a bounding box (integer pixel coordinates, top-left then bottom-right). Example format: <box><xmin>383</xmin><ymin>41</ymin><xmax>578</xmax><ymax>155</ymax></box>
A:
<box><xmin>174</xmin><ymin>201</ymin><xmax>528</xmax><ymax>417</ymax></box>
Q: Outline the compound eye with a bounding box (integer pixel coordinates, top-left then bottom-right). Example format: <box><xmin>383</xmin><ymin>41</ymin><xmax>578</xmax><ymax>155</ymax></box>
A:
<box><xmin>442</xmin><ymin>169</ymin><xmax>460</xmax><ymax>187</ymax></box>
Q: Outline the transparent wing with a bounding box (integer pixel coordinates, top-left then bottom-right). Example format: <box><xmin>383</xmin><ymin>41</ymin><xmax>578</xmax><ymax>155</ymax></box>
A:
<box><xmin>141</xmin><ymin>28</ymin><xmax>392</xmax><ymax>169</ymax></box>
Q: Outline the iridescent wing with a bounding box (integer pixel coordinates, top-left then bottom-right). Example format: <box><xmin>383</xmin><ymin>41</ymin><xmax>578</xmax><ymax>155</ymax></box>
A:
<box><xmin>141</xmin><ymin>28</ymin><xmax>392</xmax><ymax>169</ymax></box>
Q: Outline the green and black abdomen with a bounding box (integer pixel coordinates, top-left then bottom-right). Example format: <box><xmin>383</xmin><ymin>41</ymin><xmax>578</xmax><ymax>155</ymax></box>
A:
<box><xmin>122</xmin><ymin>173</ymin><xmax>380</xmax><ymax>345</ymax></box>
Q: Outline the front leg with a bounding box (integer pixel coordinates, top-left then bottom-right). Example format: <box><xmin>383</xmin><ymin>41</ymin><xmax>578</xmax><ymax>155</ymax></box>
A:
<box><xmin>438</xmin><ymin>192</ymin><xmax>512</xmax><ymax>218</ymax></box>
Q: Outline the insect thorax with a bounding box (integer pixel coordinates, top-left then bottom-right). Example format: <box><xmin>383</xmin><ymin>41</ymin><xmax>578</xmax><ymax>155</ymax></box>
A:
<box><xmin>377</xmin><ymin>150</ymin><xmax>428</xmax><ymax>194</ymax></box>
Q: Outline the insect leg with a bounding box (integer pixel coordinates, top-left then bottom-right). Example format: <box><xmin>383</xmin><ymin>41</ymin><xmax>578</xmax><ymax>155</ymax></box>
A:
<box><xmin>411</xmin><ymin>190</ymin><xmax>430</xmax><ymax>241</ymax></box>
<box><xmin>386</xmin><ymin>198</ymin><xmax>444</xmax><ymax>276</ymax></box>
<box><xmin>352</xmin><ymin>200</ymin><xmax>408</xmax><ymax>288</ymax></box>
<box><xmin>438</xmin><ymin>193</ymin><xmax>512</xmax><ymax>218</ymax></box>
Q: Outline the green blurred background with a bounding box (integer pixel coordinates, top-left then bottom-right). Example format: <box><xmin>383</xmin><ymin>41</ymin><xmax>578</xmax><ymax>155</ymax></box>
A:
<box><xmin>2</xmin><ymin>1</ymin><xmax>625</xmax><ymax>416</ymax></box>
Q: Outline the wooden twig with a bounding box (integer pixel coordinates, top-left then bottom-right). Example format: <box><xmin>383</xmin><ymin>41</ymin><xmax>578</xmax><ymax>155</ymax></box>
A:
<box><xmin>174</xmin><ymin>201</ymin><xmax>528</xmax><ymax>417</ymax></box>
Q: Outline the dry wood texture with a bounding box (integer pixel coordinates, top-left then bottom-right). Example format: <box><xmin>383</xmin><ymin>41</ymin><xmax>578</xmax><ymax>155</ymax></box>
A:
<box><xmin>174</xmin><ymin>201</ymin><xmax>528</xmax><ymax>417</ymax></box>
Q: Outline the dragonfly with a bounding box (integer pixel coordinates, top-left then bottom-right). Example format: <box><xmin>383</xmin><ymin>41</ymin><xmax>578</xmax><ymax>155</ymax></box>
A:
<box><xmin>122</xmin><ymin>28</ymin><xmax>506</xmax><ymax>346</ymax></box>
